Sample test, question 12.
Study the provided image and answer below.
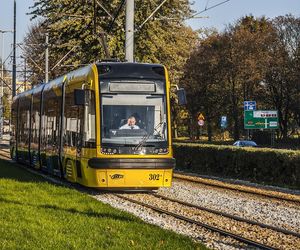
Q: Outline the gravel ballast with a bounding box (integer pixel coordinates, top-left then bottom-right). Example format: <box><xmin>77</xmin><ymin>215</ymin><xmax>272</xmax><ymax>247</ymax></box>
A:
<box><xmin>93</xmin><ymin>178</ymin><xmax>300</xmax><ymax>250</ymax></box>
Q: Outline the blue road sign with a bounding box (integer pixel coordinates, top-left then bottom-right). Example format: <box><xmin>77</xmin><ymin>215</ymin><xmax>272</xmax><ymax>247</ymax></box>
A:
<box><xmin>244</xmin><ymin>101</ymin><xmax>256</xmax><ymax>111</ymax></box>
<box><xmin>221</xmin><ymin>116</ymin><xmax>227</xmax><ymax>128</ymax></box>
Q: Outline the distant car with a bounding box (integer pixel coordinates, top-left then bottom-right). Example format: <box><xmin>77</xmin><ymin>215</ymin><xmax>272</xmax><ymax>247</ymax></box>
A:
<box><xmin>233</xmin><ymin>140</ymin><xmax>258</xmax><ymax>147</ymax></box>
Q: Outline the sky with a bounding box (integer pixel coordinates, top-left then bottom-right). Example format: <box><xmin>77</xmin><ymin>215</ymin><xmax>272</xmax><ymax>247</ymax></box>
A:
<box><xmin>0</xmin><ymin>0</ymin><xmax>299</xmax><ymax>73</ymax></box>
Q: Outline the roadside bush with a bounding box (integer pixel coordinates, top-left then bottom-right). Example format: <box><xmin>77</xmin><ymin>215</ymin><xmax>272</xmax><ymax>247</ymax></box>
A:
<box><xmin>173</xmin><ymin>143</ymin><xmax>300</xmax><ymax>189</ymax></box>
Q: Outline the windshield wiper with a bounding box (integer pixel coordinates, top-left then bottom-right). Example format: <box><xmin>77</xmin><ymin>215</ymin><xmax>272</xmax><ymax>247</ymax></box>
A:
<box><xmin>133</xmin><ymin>122</ymin><xmax>165</xmax><ymax>151</ymax></box>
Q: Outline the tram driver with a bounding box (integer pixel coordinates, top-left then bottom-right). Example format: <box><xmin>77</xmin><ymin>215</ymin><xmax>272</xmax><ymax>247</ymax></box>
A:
<box><xmin>119</xmin><ymin>116</ymin><xmax>140</xmax><ymax>130</ymax></box>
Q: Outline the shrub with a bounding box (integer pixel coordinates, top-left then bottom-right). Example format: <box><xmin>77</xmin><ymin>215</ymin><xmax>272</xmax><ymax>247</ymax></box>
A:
<box><xmin>173</xmin><ymin>143</ymin><xmax>300</xmax><ymax>189</ymax></box>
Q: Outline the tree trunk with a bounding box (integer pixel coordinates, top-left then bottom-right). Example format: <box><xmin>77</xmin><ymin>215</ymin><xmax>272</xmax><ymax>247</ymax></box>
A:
<box><xmin>232</xmin><ymin>105</ymin><xmax>240</xmax><ymax>141</ymax></box>
<box><xmin>173</xmin><ymin>121</ymin><xmax>178</xmax><ymax>139</ymax></box>
<box><xmin>230</xmin><ymin>78</ymin><xmax>240</xmax><ymax>140</ymax></box>
<box><xmin>207</xmin><ymin>120</ymin><xmax>212</xmax><ymax>141</ymax></box>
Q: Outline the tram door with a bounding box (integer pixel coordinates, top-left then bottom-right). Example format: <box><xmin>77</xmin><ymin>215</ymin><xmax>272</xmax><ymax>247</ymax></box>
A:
<box><xmin>18</xmin><ymin>95</ymin><xmax>31</xmax><ymax>164</ymax></box>
<box><xmin>40</xmin><ymin>87</ymin><xmax>62</xmax><ymax>176</ymax></box>
<box><xmin>10</xmin><ymin>100</ymin><xmax>19</xmax><ymax>160</ymax></box>
<box><xmin>62</xmin><ymin>89</ymin><xmax>84</xmax><ymax>181</ymax></box>
<box><xmin>30</xmin><ymin>92</ymin><xmax>41</xmax><ymax>169</ymax></box>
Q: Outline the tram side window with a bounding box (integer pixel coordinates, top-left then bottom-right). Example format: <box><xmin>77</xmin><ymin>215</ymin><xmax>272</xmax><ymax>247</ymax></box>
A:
<box><xmin>18</xmin><ymin>100</ymin><xmax>30</xmax><ymax>147</ymax></box>
<box><xmin>83</xmin><ymin>91</ymin><xmax>96</xmax><ymax>147</ymax></box>
<box><xmin>44</xmin><ymin>94</ymin><xmax>61</xmax><ymax>147</ymax></box>
<box><xmin>30</xmin><ymin>98</ymin><xmax>40</xmax><ymax>148</ymax></box>
<box><xmin>11</xmin><ymin>101</ymin><xmax>18</xmax><ymax>141</ymax></box>
<box><xmin>64</xmin><ymin>90</ymin><xmax>82</xmax><ymax>147</ymax></box>
<box><xmin>31</xmin><ymin>109</ymin><xmax>40</xmax><ymax>144</ymax></box>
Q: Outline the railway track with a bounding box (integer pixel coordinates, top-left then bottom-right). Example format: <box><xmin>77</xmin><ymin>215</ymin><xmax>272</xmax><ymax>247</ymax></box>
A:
<box><xmin>153</xmin><ymin>193</ymin><xmax>300</xmax><ymax>238</ymax></box>
<box><xmin>0</xmin><ymin>148</ymin><xmax>11</xmax><ymax>160</ymax></box>
<box><xmin>173</xmin><ymin>172</ymin><xmax>300</xmax><ymax>204</ymax></box>
<box><xmin>115</xmin><ymin>193</ymin><xmax>300</xmax><ymax>250</ymax></box>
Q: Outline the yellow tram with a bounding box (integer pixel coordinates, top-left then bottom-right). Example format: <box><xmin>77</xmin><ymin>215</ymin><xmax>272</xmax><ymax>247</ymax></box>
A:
<box><xmin>11</xmin><ymin>62</ymin><xmax>175</xmax><ymax>189</ymax></box>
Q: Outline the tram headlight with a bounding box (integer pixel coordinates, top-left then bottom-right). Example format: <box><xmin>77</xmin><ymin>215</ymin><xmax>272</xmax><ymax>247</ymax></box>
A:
<box><xmin>154</xmin><ymin>148</ymin><xmax>168</xmax><ymax>154</ymax></box>
<box><xmin>101</xmin><ymin>147</ymin><xmax>118</xmax><ymax>155</ymax></box>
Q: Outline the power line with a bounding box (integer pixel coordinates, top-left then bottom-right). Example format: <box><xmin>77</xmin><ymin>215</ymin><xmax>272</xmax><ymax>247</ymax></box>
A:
<box><xmin>136</xmin><ymin>0</ymin><xmax>168</xmax><ymax>32</ymax></box>
<box><xmin>107</xmin><ymin>0</ymin><xmax>126</xmax><ymax>33</ymax></box>
<box><xmin>189</xmin><ymin>0</ymin><xmax>230</xmax><ymax>19</ymax></box>
<box><xmin>95</xmin><ymin>0</ymin><xmax>113</xmax><ymax>18</ymax></box>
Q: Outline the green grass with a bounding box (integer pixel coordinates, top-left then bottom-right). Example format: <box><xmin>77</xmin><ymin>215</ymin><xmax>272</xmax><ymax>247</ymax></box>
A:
<box><xmin>0</xmin><ymin>159</ymin><xmax>207</xmax><ymax>250</ymax></box>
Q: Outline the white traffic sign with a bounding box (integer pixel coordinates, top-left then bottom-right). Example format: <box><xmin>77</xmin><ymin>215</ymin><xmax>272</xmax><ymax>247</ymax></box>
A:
<box><xmin>198</xmin><ymin>120</ymin><xmax>204</xmax><ymax>126</ymax></box>
<box><xmin>253</xmin><ymin>110</ymin><xmax>278</xmax><ymax>118</ymax></box>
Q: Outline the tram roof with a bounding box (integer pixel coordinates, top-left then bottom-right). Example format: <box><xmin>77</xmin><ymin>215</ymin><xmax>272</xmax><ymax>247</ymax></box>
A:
<box><xmin>13</xmin><ymin>62</ymin><xmax>166</xmax><ymax>101</ymax></box>
<box><xmin>96</xmin><ymin>62</ymin><xmax>166</xmax><ymax>80</ymax></box>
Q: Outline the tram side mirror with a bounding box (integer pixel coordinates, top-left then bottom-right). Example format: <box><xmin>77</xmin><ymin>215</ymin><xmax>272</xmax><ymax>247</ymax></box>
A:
<box><xmin>74</xmin><ymin>89</ymin><xmax>89</xmax><ymax>106</ymax></box>
<box><xmin>177</xmin><ymin>88</ymin><xmax>187</xmax><ymax>105</ymax></box>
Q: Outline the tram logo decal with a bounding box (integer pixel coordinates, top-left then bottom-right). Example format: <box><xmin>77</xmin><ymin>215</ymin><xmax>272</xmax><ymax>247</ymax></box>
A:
<box><xmin>110</xmin><ymin>174</ymin><xmax>124</xmax><ymax>179</ymax></box>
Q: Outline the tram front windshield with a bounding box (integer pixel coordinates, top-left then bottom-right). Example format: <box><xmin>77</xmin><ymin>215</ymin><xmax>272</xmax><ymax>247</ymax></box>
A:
<box><xmin>101</xmin><ymin>93</ymin><xmax>168</xmax><ymax>151</ymax></box>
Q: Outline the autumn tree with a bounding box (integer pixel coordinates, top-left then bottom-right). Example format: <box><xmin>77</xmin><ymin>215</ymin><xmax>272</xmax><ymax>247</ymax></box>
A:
<box><xmin>220</xmin><ymin>16</ymin><xmax>276</xmax><ymax>140</ymax></box>
<box><xmin>181</xmin><ymin>33</ymin><xmax>225</xmax><ymax>140</ymax></box>
<box><xmin>264</xmin><ymin>15</ymin><xmax>300</xmax><ymax>139</ymax></box>
<box><xmin>182</xmin><ymin>16</ymin><xmax>276</xmax><ymax>140</ymax></box>
<box><xmin>0</xmin><ymin>62</ymin><xmax>12</xmax><ymax>119</ymax></box>
<box><xmin>24</xmin><ymin>0</ymin><xmax>198</xmax><ymax>86</ymax></box>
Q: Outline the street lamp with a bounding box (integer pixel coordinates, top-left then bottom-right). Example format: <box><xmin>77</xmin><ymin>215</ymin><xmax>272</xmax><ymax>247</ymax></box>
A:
<box><xmin>0</xmin><ymin>30</ymin><xmax>13</xmax><ymax>139</ymax></box>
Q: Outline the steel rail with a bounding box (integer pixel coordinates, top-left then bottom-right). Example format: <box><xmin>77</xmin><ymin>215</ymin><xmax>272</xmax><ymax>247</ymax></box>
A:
<box><xmin>0</xmin><ymin>148</ymin><xmax>10</xmax><ymax>160</ymax></box>
<box><xmin>0</xmin><ymin>152</ymin><xmax>10</xmax><ymax>160</ymax></box>
<box><xmin>153</xmin><ymin>194</ymin><xmax>300</xmax><ymax>238</ymax></box>
<box><xmin>173</xmin><ymin>173</ymin><xmax>300</xmax><ymax>204</ymax></box>
<box><xmin>115</xmin><ymin>194</ymin><xmax>276</xmax><ymax>250</ymax></box>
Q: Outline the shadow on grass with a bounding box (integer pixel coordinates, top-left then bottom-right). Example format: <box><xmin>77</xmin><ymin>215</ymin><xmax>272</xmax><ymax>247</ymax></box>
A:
<box><xmin>0</xmin><ymin>197</ymin><xmax>134</xmax><ymax>222</ymax></box>
<box><xmin>0</xmin><ymin>158</ymin><xmax>49</xmax><ymax>183</ymax></box>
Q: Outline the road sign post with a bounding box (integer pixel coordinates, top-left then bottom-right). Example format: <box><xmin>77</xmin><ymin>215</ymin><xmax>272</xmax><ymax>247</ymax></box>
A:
<box><xmin>198</xmin><ymin>113</ymin><xmax>205</xmax><ymax>121</ymax></box>
<box><xmin>244</xmin><ymin>110</ymin><xmax>279</xmax><ymax>129</ymax></box>
<box><xmin>197</xmin><ymin>113</ymin><xmax>205</xmax><ymax>140</ymax></box>
<box><xmin>220</xmin><ymin>116</ymin><xmax>227</xmax><ymax>129</ymax></box>
<box><xmin>244</xmin><ymin>101</ymin><xmax>256</xmax><ymax>139</ymax></box>
<box><xmin>198</xmin><ymin>120</ymin><xmax>204</xmax><ymax>126</ymax></box>
<box><xmin>220</xmin><ymin>116</ymin><xmax>227</xmax><ymax>140</ymax></box>
<box><xmin>244</xmin><ymin>101</ymin><xmax>256</xmax><ymax>111</ymax></box>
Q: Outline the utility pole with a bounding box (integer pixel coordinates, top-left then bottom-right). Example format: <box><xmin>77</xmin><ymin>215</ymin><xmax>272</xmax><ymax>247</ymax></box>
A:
<box><xmin>124</xmin><ymin>0</ymin><xmax>168</xmax><ymax>62</ymax></box>
<box><xmin>24</xmin><ymin>57</ymin><xmax>27</xmax><ymax>91</ymax></box>
<box><xmin>0</xmin><ymin>30</ymin><xmax>12</xmax><ymax>139</ymax></box>
<box><xmin>12</xmin><ymin>0</ymin><xmax>16</xmax><ymax>97</ymax></box>
<box><xmin>45</xmin><ymin>33</ymin><xmax>49</xmax><ymax>83</ymax></box>
<box><xmin>125</xmin><ymin>0</ymin><xmax>134</xmax><ymax>62</ymax></box>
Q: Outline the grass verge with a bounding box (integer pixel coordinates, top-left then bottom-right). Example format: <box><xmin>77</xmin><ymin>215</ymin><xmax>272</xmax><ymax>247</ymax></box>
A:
<box><xmin>0</xmin><ymin>159</ymin><xmax>207</xmax><ymax>250</ymax></box>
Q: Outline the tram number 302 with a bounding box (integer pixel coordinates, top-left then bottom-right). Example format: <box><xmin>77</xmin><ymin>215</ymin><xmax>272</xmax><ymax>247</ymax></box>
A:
<box><xmin>149</xmin><ymin>174</ymin><xmax>161</xmax><ymax>181</ymax></box>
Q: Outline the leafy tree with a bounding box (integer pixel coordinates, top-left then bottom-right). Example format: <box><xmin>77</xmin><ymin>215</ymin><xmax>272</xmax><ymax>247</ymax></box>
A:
<box><xmin>24</xmin><ymin>1</ymin><xmax>198</xmax><ymax>140</ymax></box>
<box><xmin>23</xmin><ymin>21</ymin><xmax>53</xmax><ymax>84</ymax></box>
<box><xmin>222</xmin><ymin>16</ymin><xmax>275</xmax><ymax>140</ymax></box>
<box><xmin>182</xmin><ymin>16</ymin><xmax>276</xmax><ymax>140</ymax></box>
<box><xmin>264</xmin><ymin>15</ymin><xmax>300</xmax><ymax>139</ymax></box>
<box><xmin>25</xmin><ymin>0</ymin><xmax>198</xmax><ymax>86</ymax></box>
<box><xmin>0</xmin><ymin>62</ymin><xmax>12</xmax><ymax>120</ymax></box>
<box><xmin>182</xmin><ymin>34</ymin><xmax>226</xmax><ymax>140</ymax></box>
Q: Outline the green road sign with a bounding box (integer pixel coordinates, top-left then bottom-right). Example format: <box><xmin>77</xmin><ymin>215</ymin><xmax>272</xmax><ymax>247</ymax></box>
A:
<box><xmin>244</xmin><ymin>110</ymin><xmax>279</xmax><ymax>129</ymax></box>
